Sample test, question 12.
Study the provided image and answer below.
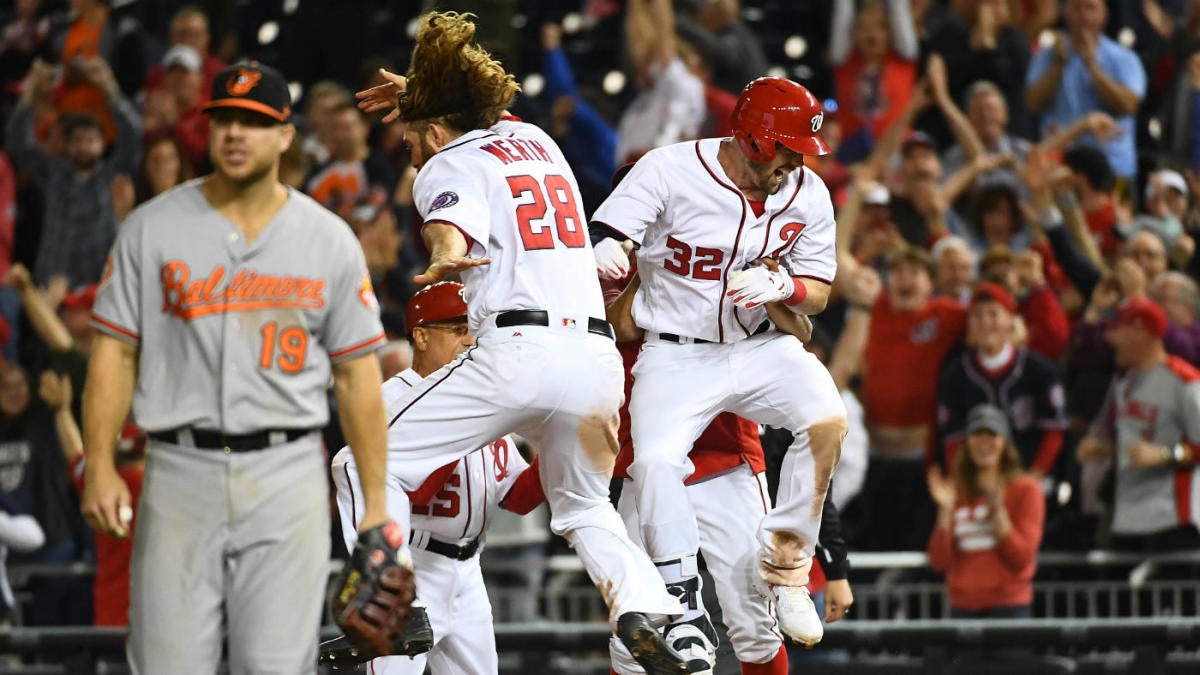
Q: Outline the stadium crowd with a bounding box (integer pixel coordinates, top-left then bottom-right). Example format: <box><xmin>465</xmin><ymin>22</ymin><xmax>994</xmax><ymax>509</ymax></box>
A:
<box><xmin>0</xmin><ymin>0</ymin><xmax>1196</xmax><ymax>651</ymax></box>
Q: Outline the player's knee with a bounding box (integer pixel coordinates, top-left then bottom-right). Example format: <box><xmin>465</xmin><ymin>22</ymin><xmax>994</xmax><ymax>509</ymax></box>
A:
<box><xmin>808</xmin><ymin>416</ymin><xmax>847</xmax><ymax>468</ymax></box>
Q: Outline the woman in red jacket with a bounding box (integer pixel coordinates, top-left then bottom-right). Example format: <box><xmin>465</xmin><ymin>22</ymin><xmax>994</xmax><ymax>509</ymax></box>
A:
<box><xmin>926</xmin><ymin>403</ymin><xmax>1044</xmax><ymax>618</ymax></box>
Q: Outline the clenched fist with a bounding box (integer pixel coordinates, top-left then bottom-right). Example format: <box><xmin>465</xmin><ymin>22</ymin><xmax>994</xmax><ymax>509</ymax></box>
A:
<box><xmin>727</xmin><ymin>265</ymin><xmax>793</xmax><ymax>309</ymax></box>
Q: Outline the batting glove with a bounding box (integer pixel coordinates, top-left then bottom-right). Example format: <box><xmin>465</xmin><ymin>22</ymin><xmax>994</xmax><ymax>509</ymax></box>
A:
<box><xmin>727</xmin><ymin>266</ymin><xmax>793</xmax><ymax>309</ymax></box>
<box><xmin>594</xmin><ymin>237</ymin><xmax>632</xmax><ymax>280</ymax></box>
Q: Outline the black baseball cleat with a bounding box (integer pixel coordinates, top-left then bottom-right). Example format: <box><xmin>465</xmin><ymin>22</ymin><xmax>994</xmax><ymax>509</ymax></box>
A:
<box><xmin>616</xmin><ymin>612</ymin><xmax>689</xmax><ymax>674</ymax></box>
<box><xmin>317</xmin><ymin>606</ymin><xmax>434</xmax><ymax>669</ymax></box>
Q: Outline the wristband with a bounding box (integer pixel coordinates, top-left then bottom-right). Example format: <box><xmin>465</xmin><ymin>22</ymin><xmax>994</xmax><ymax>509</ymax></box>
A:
<box><xmin>784</xmin><ymin>277</ymin><xmax>808</xmax><ymax>306</ymax></box>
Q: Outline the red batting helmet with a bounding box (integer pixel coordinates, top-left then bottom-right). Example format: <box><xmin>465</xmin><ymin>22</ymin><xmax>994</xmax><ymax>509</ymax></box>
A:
<box><xmin>405</xmin><ymin>282</ymin><xmax>468</xmax><ymax>331</ymax></box>
<box><xmin>731</xmin><ymin>77</ymin><xmax>831</xmax><ymax>163</ymax></box>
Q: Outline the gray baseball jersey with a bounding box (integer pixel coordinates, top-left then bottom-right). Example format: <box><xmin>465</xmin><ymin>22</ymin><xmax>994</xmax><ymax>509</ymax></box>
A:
<box><xmin>1090</xmin><ymin>356</ymin><xmax>1200</xmax><ymax>536</ymax></box>
<box><xmin>91</xmin><ymin>179</ymin><xmax>386</xmax><ymax>433</ymax></box>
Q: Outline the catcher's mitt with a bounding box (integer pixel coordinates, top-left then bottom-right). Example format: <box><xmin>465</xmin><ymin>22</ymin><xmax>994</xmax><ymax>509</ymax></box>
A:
<box><xmin>318</xmin><ymin>606</ymin><xmax>434</xmax><ymax>669</ymax></box>
<box><xmin>331</xmin><ymin>520</ymin><xmax>416</xmax><ymax>656</ymax></box>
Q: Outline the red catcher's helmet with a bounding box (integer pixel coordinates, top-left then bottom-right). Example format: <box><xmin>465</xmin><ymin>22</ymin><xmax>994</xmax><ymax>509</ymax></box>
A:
<box><xmin>731</xmin><ymin>77</ymin><xmax>831</xmax><ymax>163</ymax></box>
<box><xmin>405</xmin><ymin>281</ymin><xmax>468</xmax><ymax>331</ymax></box>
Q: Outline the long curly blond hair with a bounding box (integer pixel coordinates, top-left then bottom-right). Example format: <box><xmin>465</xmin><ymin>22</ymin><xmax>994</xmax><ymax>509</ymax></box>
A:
<box><xmin>398</xmin><ymin>11</ymin><xmax>519</xmax><ymax>130</ymax></box>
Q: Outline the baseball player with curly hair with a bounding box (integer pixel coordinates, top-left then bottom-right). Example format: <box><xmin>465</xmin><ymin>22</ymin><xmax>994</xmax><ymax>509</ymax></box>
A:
<box><xmin>355</xmin><ymin>11</ymin><xmax>687</xmax><ymax>673</ymax></box>
<box><xmin>324</xmin><ymin>282</ymin><xmax>548</xmax><ymax>673</ymax></box>
<box><xmin>82</xmin><ymin>62</ymin><xmax>404</xmax><ymax>673</ymax></box>
<box><xmin>589</xmin><ymin>78</ymin><xmax>848</xmax><ymax>667</ymax></box>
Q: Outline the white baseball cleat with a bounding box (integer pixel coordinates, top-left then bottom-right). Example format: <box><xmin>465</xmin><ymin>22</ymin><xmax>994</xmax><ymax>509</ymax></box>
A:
<box><xmin>663</xmin><ymin>618</ymin><xmax>717</xmax><ymax>675</ymax></box>
<box><xmin>764</xmin><ymin>584</ymin><xmax>823</xmax><ymax>647</ymax></box>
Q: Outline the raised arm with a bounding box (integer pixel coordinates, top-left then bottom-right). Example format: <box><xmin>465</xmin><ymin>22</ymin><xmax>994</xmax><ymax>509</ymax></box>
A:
<box><xmin>40</xmin><ymin>371</ymin><xmax>83</xmax><ymax>465</ymax></box>
<box><xmin>887</xmin><ymin>0</ymin><xmax>919</xmax><ymax>60</ymax></box>
<box><xmin>81</xmin><ymin>57</ymin><xmax>143</xmax><ymax>176</ymax></box>
<box><xmin>1038</xmin><ymin>111</ymin><xmax>1120</xmax><ymax>154</ymax></box>
<box><xmin>4</xmin><ymin>264</ymin><xmax>74</xmax><ymax>353</ymax></box>
<box><xmin>828</xmin><ymin>0</ymin><xmax>855</xmax><ymax>66</ymax></box>
<box><xmin>1079</xmin><ymin>36</ymin><xmax>1143</xmax><ymax>116</ymax></box>
<box><xmin>928</xmin><ymin>54</ymin><xmax>986</xmax><ymax>162</ymax></box>
<box><xmin>1025</xmin><ymin>32</ymin><xmax>1069</xmax><ymax>113</ymax></box>
<box><xmin>5</xmin><ymin>61</ymin><xmax>61</xmax><ymax>188</ymax></box>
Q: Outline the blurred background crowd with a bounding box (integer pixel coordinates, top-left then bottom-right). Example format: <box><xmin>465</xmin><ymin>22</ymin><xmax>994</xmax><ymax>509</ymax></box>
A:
<box><xmin>0</xmin><ymin>0</ymin><xmax>1197</xmax><ymax>663</ymax></box>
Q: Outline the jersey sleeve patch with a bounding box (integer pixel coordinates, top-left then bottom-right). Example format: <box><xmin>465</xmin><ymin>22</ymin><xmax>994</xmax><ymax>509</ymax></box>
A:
<box><xmin>430</xmin><ymin>191</ymin><xmax>459</xmax><ymax>212</ymax></box>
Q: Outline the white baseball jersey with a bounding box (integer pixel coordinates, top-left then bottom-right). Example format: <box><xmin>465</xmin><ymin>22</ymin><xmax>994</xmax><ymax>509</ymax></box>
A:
<box><xmin>591</xmin><ymin>139</ymin><xmax>837</xmax><ymax>342</ymax></box>
<box><xmin>411</xmin><ymin>119</ymin><xmax>605</xmax><ymax>332</ymax></box>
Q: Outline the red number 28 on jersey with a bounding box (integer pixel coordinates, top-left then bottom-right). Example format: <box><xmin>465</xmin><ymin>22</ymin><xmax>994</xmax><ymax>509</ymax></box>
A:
<box><xmin>507</xmin><ymin>174</ymin><xmax>587</xmax><ymax>251</ymax></box>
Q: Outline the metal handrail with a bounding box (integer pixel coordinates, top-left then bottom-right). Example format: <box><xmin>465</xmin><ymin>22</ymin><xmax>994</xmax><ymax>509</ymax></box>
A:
<box><xmin>1</xmin><ymin>618</ymin><xmax>1199</xmax><ymax>652</ymax></box>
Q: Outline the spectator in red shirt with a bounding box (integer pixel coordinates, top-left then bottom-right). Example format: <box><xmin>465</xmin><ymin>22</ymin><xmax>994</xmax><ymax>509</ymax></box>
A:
<box><xmin>39</xmin><ymin>370</ymin><xmax>143</xmax><ymax>626</ymax></box>
<box><xmin>927</xmin><ymin>403</ymin><xmax>1044</xmax><ymax>618</ymax></box>
<box><xmin>836</xmin><ymin>248</ymin><xmax>967</xmax><ymax>550</ymax></box>
<box><xmin>1061</xmin><ymin>145</ymin><xmax>1119</xmax><ymax>257</ymax></box>
<box><xmin>980</xmin><ymin>247</ymin><xmax>1071</xmax><ymax>361</ymax></box>
<box><xmin>142</xmin><ymin>5</ymin><xmax>226</xmax><ymax>97</ymax></box>
<box><xmin>830</xmin><ymin>0</ymin><xmax>919</xmax><ymax>160</ymax></box>
<box><xmin>143</xmin><ymin>45</ymin><xmax>208</xmax><ymax>175</ymax></box>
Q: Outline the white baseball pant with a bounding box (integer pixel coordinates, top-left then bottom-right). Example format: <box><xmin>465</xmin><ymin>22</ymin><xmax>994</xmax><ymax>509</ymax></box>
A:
<box><xmin>628</xmin><ymin>332</ymin><xmax>845</xmax><ymax>576</ymax></box>
<box><xmin>382</xmin><ymin>320</ymin><xmax>681</xmax><ymax>622</ymax></box>
<box><xmin>609</xmin><ymin>464</ymin><xmax>785</xmax><ymax>671</ymax></box>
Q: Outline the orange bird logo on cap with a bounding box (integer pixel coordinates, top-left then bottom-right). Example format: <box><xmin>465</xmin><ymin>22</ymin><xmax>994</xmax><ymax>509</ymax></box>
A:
<box><xmin>227</xmin><ymin>69</ymin><xmax>262</xmax><ymax>96</ymax></box>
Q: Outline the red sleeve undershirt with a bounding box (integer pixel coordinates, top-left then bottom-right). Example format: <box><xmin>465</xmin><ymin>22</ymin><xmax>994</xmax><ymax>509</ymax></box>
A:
<box><xmin>499</xmin><ymin>455</ymin><xmax>546</xmax><ymax>515</ymax></box>
<box><xmin>1031</xmin><ymin>429</ymin><xmax>1064</xmax><ymax>475</ymax></box>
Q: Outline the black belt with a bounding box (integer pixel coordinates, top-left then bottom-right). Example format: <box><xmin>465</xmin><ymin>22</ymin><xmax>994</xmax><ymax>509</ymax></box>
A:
<box><xmin>658</xmin><ymin>320</ymin><xmax>770</xmax><ymax>344</ymax></box>
<box><xmin>496</xmin><ymin>309</ymin><xmax>615</xmax><ymax>340</ymax></box>
<box><xmin>416</xmin><ymin>533</ymin><xmax>481</xmax><ymax>561</ymax></box>
<box><xmin>148</xmin><ymin>427</ymin><xmax>314</xmax><ymax>452</ymax></box>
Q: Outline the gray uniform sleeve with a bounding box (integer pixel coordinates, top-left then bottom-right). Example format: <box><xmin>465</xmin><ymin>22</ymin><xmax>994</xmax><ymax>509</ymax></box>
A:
<box><xmin>322</xmin><ymin>227</ymin><xmax>386</xmax><ymax>363</ymax></box>
<box><xmin>107</xmin><ymin>93</ymin><xmax>143</xmax><ymax>176</ymax></box>
<box><xmin>91</xmin><ymin>213</ymin><xmax>144</xmax><ymax>344</ymax></box>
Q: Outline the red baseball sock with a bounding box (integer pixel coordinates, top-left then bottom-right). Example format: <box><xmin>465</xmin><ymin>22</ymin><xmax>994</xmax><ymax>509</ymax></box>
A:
<box><xmin>740</xmin><ymin>644</ymin><xmax>788</xmax><ymax>675</ymax></box>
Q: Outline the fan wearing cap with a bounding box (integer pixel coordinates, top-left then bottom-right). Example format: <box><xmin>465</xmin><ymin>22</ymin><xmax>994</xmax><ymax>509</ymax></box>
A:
<box><xmin>934</xmin><ymin>281</ymin><xmax>1068</xmax><ymax>478</ymax></box>
<box><xmin>82</xmin><ymin>60</ymin><xmax>397</xmax><ymax>672</ymax></box>
<box><xmin>1076</xmin><ymin>297</ymin><xmax>1200</xmax><ymax>551</ymax></box>
<box><xmin>927</xmin><ymin>403</ymin><xmax>1044</xmax><ymax>618</ymax></box>
<box><xmin>329</xmin><ymin>281</ymin><xmax>546</xmax><ymax>674</ymax></box>
<box><xmin>590</xmin><ymin>75</ymin><xmax>849</xmax><ymax>659</ymax></box>
<box><xmin>144</xmin><ymin>44</ymin><xmax>211</xmax><ymax>174</ymax></box>
<box><xmin>1117</xmin><ymin>170</ymin><xmax>1190</xmax><ymax>252</ymax></box>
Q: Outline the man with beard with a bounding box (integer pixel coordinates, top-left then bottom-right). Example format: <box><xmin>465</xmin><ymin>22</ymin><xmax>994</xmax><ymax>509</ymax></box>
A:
<box><xmin>591</xmin><ymin>77</ymin><xmax>848</xmax><ymax>668</ymax></box>
<box><xmin>83</xmin><ymin>62</ymin><xmax>396</xmax><ymax>672</ymax></box>
<box><xmin>5</xmin><ymin>57</ymin><xmax>141</xmax><ymax>286</ymax></box>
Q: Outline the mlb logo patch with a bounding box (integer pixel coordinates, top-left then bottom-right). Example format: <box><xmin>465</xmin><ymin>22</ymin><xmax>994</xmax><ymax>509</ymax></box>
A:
<box><xmin>561</xmin><ymin>318</ymin><xmax>577</xmax><ymax>329</ymax></box>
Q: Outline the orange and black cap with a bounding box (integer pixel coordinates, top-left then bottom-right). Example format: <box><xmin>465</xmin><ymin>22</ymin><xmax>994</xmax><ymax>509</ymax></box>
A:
<box><xmin>203</xmin><ymin>62</ymin><xmax>292</xmax><ymax>123</ymax></box>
